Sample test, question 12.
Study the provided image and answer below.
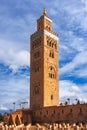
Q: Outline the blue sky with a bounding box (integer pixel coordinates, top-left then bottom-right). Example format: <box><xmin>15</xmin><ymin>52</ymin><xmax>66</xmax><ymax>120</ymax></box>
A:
<box><xmin>0</xmin><ymin>0</ymin><xmax>87</xmax><ymax>111</ymax></box>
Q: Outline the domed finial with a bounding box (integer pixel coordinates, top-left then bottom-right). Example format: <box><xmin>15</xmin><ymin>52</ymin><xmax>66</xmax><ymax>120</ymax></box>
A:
<box><xmin>43</xmin><ymin>8</ymin><xmax>47</xmax><ymax>15</ymax></box>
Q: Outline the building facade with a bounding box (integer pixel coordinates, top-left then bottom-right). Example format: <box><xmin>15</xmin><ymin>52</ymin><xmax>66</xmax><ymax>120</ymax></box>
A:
<box><xmin>10</xmin><ymin>104</ymin><xmax>87</xmax><ymax>125</ymax></box>
<box><xmin>30</xmin><ymin>9</ymin><xmax>59</xmax><ymax>109</ymax></box>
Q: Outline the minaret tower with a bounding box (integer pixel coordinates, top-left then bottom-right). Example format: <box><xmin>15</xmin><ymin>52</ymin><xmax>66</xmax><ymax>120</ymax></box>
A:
<box><xmin>30</xmin><ymin>9</ymin><xmax>59</xmax><ymax>109</ymax></box>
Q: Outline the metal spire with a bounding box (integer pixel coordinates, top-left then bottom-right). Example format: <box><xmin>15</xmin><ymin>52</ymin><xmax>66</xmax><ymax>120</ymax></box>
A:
<box><xmin>43</xmin><ymin>8</ymin><xmax>47</xmax><ymax>15</ymax></box>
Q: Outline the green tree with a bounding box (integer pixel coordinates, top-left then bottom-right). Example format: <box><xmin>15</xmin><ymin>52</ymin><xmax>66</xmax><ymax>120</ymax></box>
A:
<box><xmin>0</xmin><ymin>113</ymin><xmax>3</xmax><ymax>122</ymax></box>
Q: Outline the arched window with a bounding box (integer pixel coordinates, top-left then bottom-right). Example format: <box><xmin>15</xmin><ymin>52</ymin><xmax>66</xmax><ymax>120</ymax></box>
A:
<box><xmin>33</xmin><ymin>82</ymin><xmax>40</xmax><ymax>96</ymax></box>
<box><xmin>49</xmin><ymin>50</ymin><xmax>54</xmax><ymax>58</ymax></box>
<box><xmin>51</xmin><ymin>95</ymin><xmax>53</xmax><ymax>100</ymax></box>
<box><xmin>48</xmin><ymin>66</ymin><xmax>56</xmax><ymax>79</ymax></box>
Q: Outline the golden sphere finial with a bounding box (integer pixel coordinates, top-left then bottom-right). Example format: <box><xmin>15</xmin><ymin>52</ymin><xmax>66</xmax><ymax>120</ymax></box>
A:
<box><xmin>43</xmin><ymin>8</ymin><xmax>47</xmax><ymax>15</ymax></box>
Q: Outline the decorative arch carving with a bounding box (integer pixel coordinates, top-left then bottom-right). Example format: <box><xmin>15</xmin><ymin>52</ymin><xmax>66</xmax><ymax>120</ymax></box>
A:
<box><xmin>49</xmin><ymin>50</ymin><xmax>54</xmax><ymax>58</ymax></box>
<box><xmin>15</xmin><ymin>115</ymin><xmax>21</xmax><ymax>126</ymax></box>
<box><xmin>8</xmin><ymin>115</ymin><xmax>14</xmax><ymax>125</ymax></box>
<box><xmin>46</xmin><ymin>36</ymin><xmax>57</xmax><ymax>49</ymax></box>
<box><xmin>48</xmin><ymin>66</ymin><xmax>56</xmax><ymax>79</ymax></box>
<box><xmin>32</xmin><ymin>37</ymin><xmax>41</xmax><ymax>50</ymax></box>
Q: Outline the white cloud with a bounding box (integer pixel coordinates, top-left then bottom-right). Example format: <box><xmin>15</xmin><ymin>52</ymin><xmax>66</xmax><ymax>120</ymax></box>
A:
<box><xmin>63</xmin><ymin>0</ymin><xmax>87</xmax><ymax>31</ymax></box>
<box><xmin>81</xmin><ymin>0</ymin><xmax>87</xmax><ymax>9</ymax></box>
<box><xmin>59</xmin><ymin>80</ymin><xmax>80</xmax><ymax>98</ymax></box>
<box><xmin>0</xmin><ymin>76</ymin><xmax>29</xmax><ymax>110</ymax></box>
<box><xmin>0</xmin><ymin>39</ymin><xmax>30</xmax><ymax>72</ymax></box>
<box><xmin>79</xmin><ymin>71</ymin><xmax>87</xmax><ymax>77</ymax></box>
<box><xmin>0</xmin><ymin>105</ymin><xmax>8</xmax><ymax>110</ymax></box>
<box><xmin>71</xmin><ymin>38</ymin><xmax>87</xmax><ymax>52</ymax></box>
<box><xmin>71</xmin><ymin>85</ymin><xmax>81</xmax><ymax>93</ymax></box>
<box><xmin>0</xmin><ymin>48</ymin><xmax>30</xmax><ymax>72</ymax></box>
<box><xmin>49</xmin><ymin>8</ymin><xmax>57</xmax><ymax>16</ymax></box>
<box><xmin>60</xmin><ymin>51</ymin><xmax>87</xmax><ymax>77</ymax></box>
<box><xmin>80</xmin><ymin>16</ymin><xmax>87</xmax><ymax>30</ymax></box>
<box><xmin>59</xmin><ymin>80</ymin><xmax>87</xmax><ymax>103</ymax></box>
<box><xmin>8</xmin><ymin>50</ymin><xmax>30</xmax><ymax>72</ymax></box>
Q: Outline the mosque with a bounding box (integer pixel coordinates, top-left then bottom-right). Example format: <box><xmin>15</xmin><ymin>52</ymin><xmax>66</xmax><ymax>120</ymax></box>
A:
<box><xmin>9</xmin><ymin>9</ymin><xmax>87</xmax><ymax>125</ymax></box>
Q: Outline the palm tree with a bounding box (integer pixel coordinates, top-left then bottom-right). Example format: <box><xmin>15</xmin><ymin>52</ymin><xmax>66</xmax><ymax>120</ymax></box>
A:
<box><xmin>75</xmin><ymin>98</ymin><xmax>78</xmax><ymax>104</ymax></box>
<box><xmin>67</xmin><ymin>98</ymin><xmax>70</xmax><ymax>105</ymax></box>
<box><xmin>77</xmin><ymin>100</ymin><xmax>80</xmax><ymax>104</ymax></box>
<box><xmin>13</xmin><ymin>102</ymin><xmax>15</xmax><ymax>111</ymax></box>
<box><xmin>65</xmin><ymin>101</ymin><xmax>68</xmax><ymax>105</ymax></box>
<box><xmin>75</xmin><ymin>98</ymin><xmax>80</xmax><ymax>104</ymax></box>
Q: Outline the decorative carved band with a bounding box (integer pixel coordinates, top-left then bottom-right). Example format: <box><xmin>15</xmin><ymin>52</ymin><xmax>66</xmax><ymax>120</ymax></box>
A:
<box><xmin>31</xmin><ymin>30</ymin><xmax>58</xmax><ymax>41</ymax></box>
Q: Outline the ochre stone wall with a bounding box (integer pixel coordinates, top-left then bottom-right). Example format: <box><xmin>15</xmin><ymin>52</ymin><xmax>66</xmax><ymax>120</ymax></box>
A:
<box><xmin>9</xmin><ymin>109</ymin><xmax>23</xmax><ymax>125</ymax></box>
<box><xmin>10</xmin><ymin>104</ymin><xmax>87</xmax><ymax>125</ymax></box>
<box><xmin>32</xmin><ymin>104</ymin><xmax>87</xmax><ymax>124</ymax></box>
<box><xmin>9</xmin><ymin>104</ymin><xmax>87</xmax><ymax>125</ymax></box>
<box><xmin>9</xmin><ymin>109</ymin><xmax>32</xmax><ymax>125</ymax></box>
